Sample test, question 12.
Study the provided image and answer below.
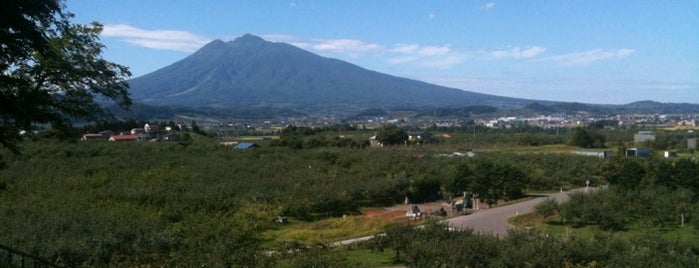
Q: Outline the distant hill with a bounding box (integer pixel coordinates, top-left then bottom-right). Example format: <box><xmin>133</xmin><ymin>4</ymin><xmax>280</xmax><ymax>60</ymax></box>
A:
<box><xmin>614</xmin><ymin>101</ymin><xmax>699</xmax><ymax>114</ymax></box>
<box><xmin>128</xmin><ymin>34</ymin><xmax>532</xmax><ymax>114</ymax></box>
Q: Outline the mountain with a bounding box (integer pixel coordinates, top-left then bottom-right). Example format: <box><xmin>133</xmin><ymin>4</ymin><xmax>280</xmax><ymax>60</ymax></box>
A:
<box><xmin>128</xmin><ymin>34</ymin><xmax>532</xmax><ymax>113</ymax></box>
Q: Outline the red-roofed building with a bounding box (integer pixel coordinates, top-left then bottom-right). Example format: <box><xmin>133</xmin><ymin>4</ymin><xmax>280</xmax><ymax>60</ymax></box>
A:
<box><xmin>109</xmin><ymin>134</ymin><xmax>145</xmax><ymax>142</ymax></box>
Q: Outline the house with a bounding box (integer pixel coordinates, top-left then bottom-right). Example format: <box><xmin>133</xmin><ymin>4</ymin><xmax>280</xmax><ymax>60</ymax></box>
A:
<box><xmin>625</xmin><ymin>147</ymin><xmax>650</xmax><ymax>157</ymax></box>
<box><xmin>634</xmin><ymin>131</ymin><xmax>655</xmax><ymax>143</ymax></box>
<box><xmin>162</xmin><ymin>133</ymin><xmax>180</xmax><ymax>141</ymax></box>
<box><xmin>130</xmin><ymin>128</ymin><xmax>146</xmax><ymax>135</ymax></box>
<box><xmin>368</xmin><ymin>135</ymin><xmax>382</xmax><ymax>147</ymax></box>
<box><xmin>664</xmin><ymin>151</ymin><xmax>677</xmax><ymax>158</ymax></box>
<box><xmin>408</xmin><ymin>131</ymin><xmax>433</xmax><ymax>145</ymax></box>
<box><xmin>81</xmin><ymin>133</ymin><xmax>105</xmax><ymax>141</ymax></box>
<box><xmin>408</xmin><ymin>131</ymin><xmax>431</xmax><ymax>141</ymax></box>
<box><xmin>144</xmin><ymin>123</ymin><xmax>159</xmax><ymax>133</ymax></box>
<box><xmin>109</xmin><ymin>134</ymin><xmax>145</xmax><ymax>142</ymax></box>
<box><xmin>81</xmin><ymin>130</ymin><xmax>114</xmax><ymax>141</ymax></box>
<box><xmin>234</xmin><ymin>142</ymin><xmax>258</xmax><ymax>150</ymax></box>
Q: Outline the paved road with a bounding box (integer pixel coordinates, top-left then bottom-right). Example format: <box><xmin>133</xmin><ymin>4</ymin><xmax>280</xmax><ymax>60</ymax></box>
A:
<box><xmin>443</xmin><ymin>189</ymin><xmax>582</xmax><ymax>237</ymax></box>
<box><xmin>330</xmin><ymin>188</ymin><xmax>593</xmax><ymax>246</ymax></box>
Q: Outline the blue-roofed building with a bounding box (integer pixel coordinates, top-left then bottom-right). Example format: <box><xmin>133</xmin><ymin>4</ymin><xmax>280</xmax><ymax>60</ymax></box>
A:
<box><xmin>234</xmin><ymin>142</ymin><xmax>258</xmax><ymax>150</ymax></box>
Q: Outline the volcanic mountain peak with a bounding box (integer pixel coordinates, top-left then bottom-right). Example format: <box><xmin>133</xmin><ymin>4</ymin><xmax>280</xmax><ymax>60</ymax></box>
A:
<box><xmin>233</xmin><ymin>33</ymin><xmax>266</xmax><ymax>44</ymax></box>
<box><xmin>128</xmin><ymin>34</ymin><xmax>530</xmax><ymax>111</ymax></box>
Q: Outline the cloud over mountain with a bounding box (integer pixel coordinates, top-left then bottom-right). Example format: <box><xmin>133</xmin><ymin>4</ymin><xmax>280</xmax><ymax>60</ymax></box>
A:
<box><xmin>102</xmin><ymin>24</ymin><xmax>211</xmax><ymax>52</ymax></box>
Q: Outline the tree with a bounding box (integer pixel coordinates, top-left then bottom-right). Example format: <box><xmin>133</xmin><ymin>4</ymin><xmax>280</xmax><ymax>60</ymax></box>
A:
<box><xmin>567</xmin><ymin>128</ymin><xmax>606</xmax><ymax>148</ymax></box>
<box><xmin>442</xmin><ymin>163</ymin><xmax>472</xmax><ymax>200</ymax></box>
<box><xmin>600</xmin><ymin>158</ymin><xmax>645</xmax><ymax>189</ymax></box>
<box><xmin>468</xmin><ymin>161</ymin><xmax>527</xmax><ymax>206</ymax></box>
<box><xmin>535</xmin><ymin>198</ymin><xmax>559</xmax><ymax>218</ymax></box>
<box><xmin>376</xmin><ymin>124</ymin><xmax>408</xmax><ymax>146</ymax></box>
<box><xmin>1</xmin><ymin>0</ymin><xmax>131</xmax><ymax>153</ymax></box>
<box><xmin>192</xmin><ymin>120</ymin><xmax>206</xmax><ymax>136</ymax></box>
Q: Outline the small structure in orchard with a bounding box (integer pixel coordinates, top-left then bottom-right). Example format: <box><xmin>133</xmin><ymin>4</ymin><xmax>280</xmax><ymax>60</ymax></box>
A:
<box><xmin>406</xmin><ymin>204</ymin><xmax>423</xmax><ymax>218</ymax></box>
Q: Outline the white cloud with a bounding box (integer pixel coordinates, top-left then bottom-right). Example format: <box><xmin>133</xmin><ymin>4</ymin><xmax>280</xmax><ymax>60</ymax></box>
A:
<box><xmin>490</xmin><ymin>46</ymin><xmax>546</xmax><ymax>59</ymax></box>
<box><xmin>419</xmin><ymin>46</ymin><xmax>451</xmax><ymax>56</ymax></box>
<box><xmin>390</xmin><ymin>44</ymin><xmax>452</xmax><ymax>57</ymax></box>
<box><xmin>387</xmin><ymin>43</ymin><xmax>466</xmax><ymax>68</ymax></box>
<box><xmin>536</xmin><ymin>48</ymin><xmax>635</xmax><ymax>65</ymax></box>
<box><xmin>390</xmin><ymin>44</ymin><xmax>420</xmax><ymax>54</ymax></box>
<box><xmin>428</xmin><ymin>12</ymin><xmax>436</xmax><ymax>20</ymax></box>
<box><xmin>101</xmin><ymin>24</ymin><xmax>211</xmax><ymax>52</ymax></box>
<box><xmin>483</xmin><ymin>2</ymin><xmax>495</xmax><ymax>9</ymax></box>
<box><xmin>311</xmin><ymin>39</ymin><xmax>382</xmax><ymax>52</ymax></box>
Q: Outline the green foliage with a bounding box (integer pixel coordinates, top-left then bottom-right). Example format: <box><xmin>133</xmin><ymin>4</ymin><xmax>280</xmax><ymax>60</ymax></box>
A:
<box><xmin>405</xmin><ymin>177</ymin><xmax>441</xmax><ymax>204</ymax></box>
<box><xmin>469</xmin><ymin>161</ymin><xmax>528</xmax><ymax>206</ymax></box>
<box><xmin>276</xmin><ymin>243</ymin><xmax>356</xmax><ymax>267</ymax></box>
<box><xmin>1</xmin><ymin>1</ymin><xmax>130</xmax><ymax>153</ymax></box>
<box><xmin>368</xmin><ymin>223</ymin><xmax>699</xmax><ymax>267</ymax></box>
<box><xmin>568</xmin><ymin>127</ymin><xmax>606</xmax><ymax>148</ymax></box>
<box><xmin>601</xmin><ymin>157</ymin><xmax>645</xmax><ymax>189</ymax></box>
<box><xmin>560</xmin><ymin>189</ymin><xmax>628</xmax><ymax>230</ymax></box>
<box><xmin>272</xmin><ymin>125</ymin><xmax>367</xmax><ymax>149</ymax></box>
<box><xmin>375</xmin><ymin>124</ymin><xmax>408</xmax><ymax>146</ymax></box>
<box><xmin>442</xmin><ymin>163</ymin><xmax>472</xmax><ymax>200</ymax></box>
<box><xmin>190</xmin><ymin>120</ymin><xmax>205</xmax><ymax>136</ymax></box>
<box><xmin>535</xmin><ymin>198</ymin><xmax>560</xmax><ymax>218</ymax></box>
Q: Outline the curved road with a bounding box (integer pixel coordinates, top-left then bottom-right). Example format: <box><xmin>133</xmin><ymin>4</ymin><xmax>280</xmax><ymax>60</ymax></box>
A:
<box><xmin>444</xmin><ymin>189</ymin><xmax>584</xmax><ymax>236</ymax></box>
<box><xmin>331</xmin><ymin>188</ymin><xmax>593</xmax><ymax>246</ymax></box>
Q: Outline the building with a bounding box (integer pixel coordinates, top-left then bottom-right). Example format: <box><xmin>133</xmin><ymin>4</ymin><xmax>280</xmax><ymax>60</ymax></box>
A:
<box><xmin>81</xmin><ymin>130</ymin><xmax>113</xmax><ymax>141</ymax></box>
<box><xmin>634</xmin><ymin>131</ymin><xmax>655</xmax><ymax>143</ymax></box>
<box><xmin>81</xmin><ymin>133</ymin><xmax>105</xmax><ymax>141</ymax></box>
<box><xmin>368</xmin><ymin>135</ymin><xmax>382</xmax><ymax>147</ymax></box>
<box><xmin>408</xmin><ymin>131</ymin><xmax>432</xmax><ymax>144</ymax></box>
<box><xmin>130</xmin><ymin>128</ymin><xmax>146</xmax><ymax>135</ymax></box>
<box><xmin>689</xmin><ymin>138</ymin><xmax>697</xmax><ymax>150</ymax></box>
<box><xmin>109</xmin><ymin>134</ymin><xmax>146</xmax><ymax>142</ymax></box>
<box><xmin>625</xmin><ymin>147</ymin><xmax>650</xmax><ymax>157</ymax></box>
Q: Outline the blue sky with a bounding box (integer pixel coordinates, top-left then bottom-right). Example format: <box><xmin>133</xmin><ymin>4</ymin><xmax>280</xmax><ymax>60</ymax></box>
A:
<box><xmin>67</xmin><ymin>0</ymin><xmax>698</xmax><ymax>104</ymax></box>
